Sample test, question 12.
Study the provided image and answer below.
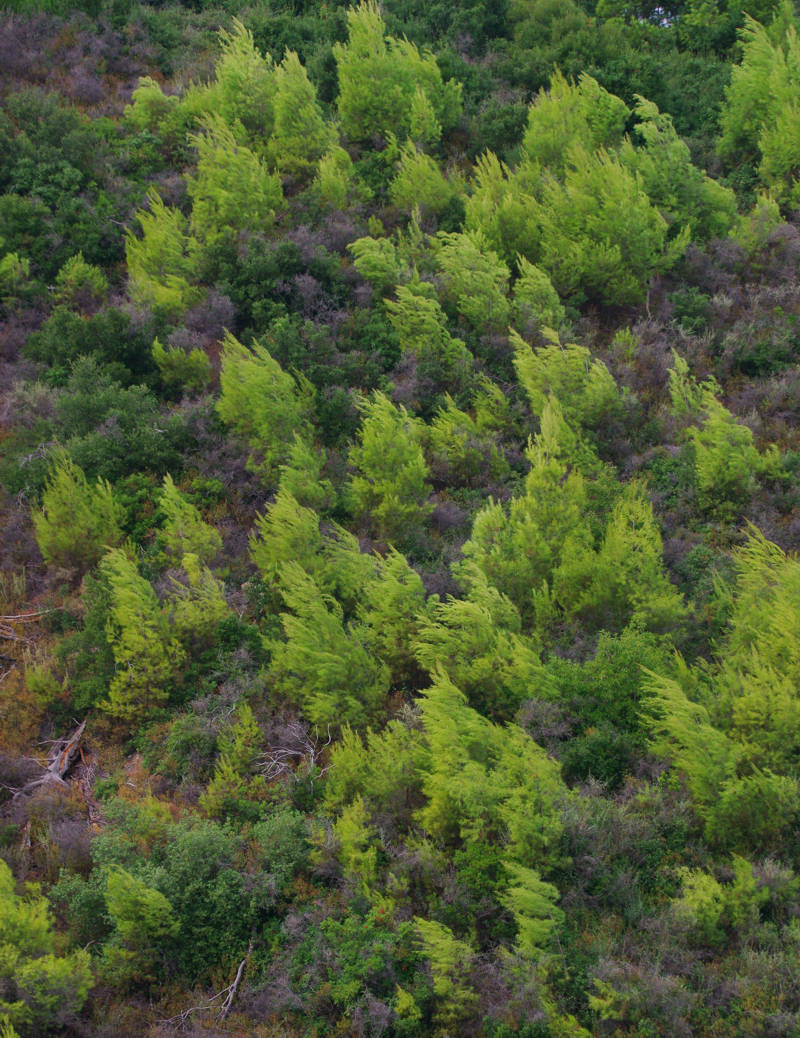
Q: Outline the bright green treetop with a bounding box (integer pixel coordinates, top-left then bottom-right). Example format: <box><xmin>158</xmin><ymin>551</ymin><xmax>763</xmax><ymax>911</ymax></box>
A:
<box><xmin>216</xmin><ymin>331</ymin><xmax>314</xmax><ymax>480</ymax></box>
<box><xmin>188</xmin><ymin>115</ymin><xmax>283</xmax><ymax>243</ymax></box>
<box><xmin>334</xmin><ymin>1</ymin><xmax>461</xmax><ymax>145</ymax></box>
<box><xmin>159</xmin><ymin>474</ymin><xmax>222</xmax><ymax>565</ymax></box>
<box><xmin>348</xmin><ymin>391</ymin><xmax>433</xmax><ymax>543</ymax></box>
<box><xmin>100</xmin><ymin>548</ymin><xmax>185</xmax><ymax>722</ymax></box>
<box><xmin>33</xmin><ymin>451</ymin><xmax>124</xmax><ymax>571</ymax></box>
<box><xmin>0</xmin><ymin>860</ymin><xmax>92</xmax><ymax>1035</ymax></box>
<box><xmin>268</xmin><ymin>50</ymin><xmax>334</xmax><ymax>176</ymax></box>
<box><xmin>125</xmin><ymin>189</ymin><xmax>200</xmax><ymax>317</ymax></box>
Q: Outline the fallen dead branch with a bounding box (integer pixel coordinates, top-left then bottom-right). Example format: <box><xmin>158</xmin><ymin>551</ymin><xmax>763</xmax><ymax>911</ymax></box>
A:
<box><xmin>161</xmin><ymin>941</ymin><xmax>253</xmax><ymax>1031</ymax></box>
<box><xmin>1</xmin><ymin>719</ymin><xmax>87</xmax><ymax>797</ymax></box>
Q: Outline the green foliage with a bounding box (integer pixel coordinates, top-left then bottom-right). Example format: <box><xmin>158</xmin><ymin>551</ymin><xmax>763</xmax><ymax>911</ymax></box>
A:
<box><xmin>24</xmin><ymin>307</ymin><xmax>158</xmax><ymax>386</ymax></box>
<box><xmin>511</xmin><ymin>329</ymin><xmax>619</xmax><ymax>430</ymax></box>
<box><xmin>334</xmin><ymin>0</ymin><xmax>462</xmax><ymax>144</ymax></box>
<box><xmin>125</xmin><ymin>189</ymin><xmax>199</xmax><ymax>317</ymax></box>
<box><xmin>152</xmin><ymin>338</ymin><xmax>212</xmax><ymax>396</ymax></box>
<box><xmin>682</xmin><ymin>380</ymin><xmax>780</xmax><ymax>515</ymax></box>
<box><xmin>534</xmin><ymin>147</ymin><xmax>678</xmax><ymax>305</ymax></box>
<box><xmin>325</xmin><ymin>720</ymin><xmax>429</xmax><ymax>818</ymax></box>
<box><xmin>667</xmin><ymin>351</ymin><xmax>720</xmax><ymax>419</ymax></box>
<box><xmin>502</xmin><ymin>862</ymin><xmax>564</xmax><ymax>960</ymax></box>
<box><xmin>153</xmin><ymin>818</ymin><xmax>275</xmax><ymax>980</ymax></box>
<box><xmin>459</xmin><ymin>399</ymin><xmax>594</xmax><ymax>628</ymax></box>
<box><xmin>101</xmin><ymin>866</ymin><xmax>179</xmax><ymax>990</ymax></box>
<box><xmin>250</xmin><ymin>488</ymin><xmax>324</xmax><ymax>591</ymax></box>
<box><xmin>464</xmin><ymin>150</ymin><xmax>540</xmax><ymax>265</ymax></box>
<box><xmin>188</xmin><ymin>116</ymin><xmax>284</xmax><ymax>244</ymax></box>
<box><xmin>0</xmin><ymin>251</ymin><xmax>31</xmax><ymax>311</ymax></box>
<box><xmin>314</xmin><ymin>908</ymin><xmax>417</xmax><ymax>1016</ymax></box>
<box><xmin>279</xmin><ymin>435</ymin><xmax>335</xmax><ymax>511</ymax></box>
<box><xmin>719</xmin><ymin>8</ymin><xmax>800</xmax><ymax>200</ymax></box>
<box><xmin>123</xmin><ymin>76</ymin><xmax>179</xmax><ymax>135</ymax></box>
<box><xmin>216</xmin><ymin>331</ymin><xmax>314</xmax><ymax>480</ymax></box>
<box><xmin>711</xmin><ymin>530</ymin><xmax>800</xmax><ymax>772</ymax></box>
<box><xmin>428</xmin><ymin>395</ymin><xmax>509</xmax><ymax>485</ymax></box>
<box><xmin>733</xmin><ymin>190</ymin><xmax>783</xmax><ymax>253</ymax></box>
<box><xmin>158</xmin><ymin>474</ymin><xmax>222</xmax><ymax>565</ymax></box>
<box><xmin>521</xmin><ymin>70</ymin><xmax>629</xmax><ymax>173</ymax></box>
<box><xmin>434</xmin><ymin>229</ymin><xmax>510</xmax><ymax>332</ymax></box>
<box><xmin>417</xmin><ymin>668</ymin><xmax>566</xmax><ymax>867</ymax></box>
<box><xmin>512</xmin><ymin>257</ymin><xmax>565</xmax><ymax>331</ymax></box>
<box><xmin>214</xmin><ymin>19</ymin><xmax>276</xmax><ymax>141</ymax></box>
<box><xmin>53</xmin><ymin>251</ymin><xmax>107</xmax><ymax>309</ymax></box>
<box><xmin>32</xmin><ymin>452</ymin><xmax>125</xmax><ymax>570</ymax></box>
<box><xmin>704</xmin><ymin>770</ymin><xmax>800</xmax><ymax>854</ymax></box>
<box><xmin>348</xmin><ymin>234</ymin><xmax>404</xmax><ymax>293</ymax></box>
<box><xmin>674</xmin><ymin>856</ymin><xmax>769</xmax><ymax>947</ymax></box>
<box><xmin>554</xmin><ymin>482</ymin><xmax>686</xmax><ymax>634</ymax></box>
<box><xmin>268</xmin><ymin>50</ymin><xmax>333</xmax><ymax>177</ymax></box>
<box><xmin>390</xmin><ymin>142</ymin><xmax>458</xmax><ymax>215</ymax></box>
<box><xmin>334</xmin><ymin>796</ymin><xmax>379</xmax><ymax>890</ymax></box>
<box><xmin>12</xmin><ymin>1</ymin><xmax>800</xmax><ymax>1031</ymax></box>
<box><xmin>315</xmin><ymin>145</ymin><xmax>358</xmax><ymax>208</ymax></box>
<box><xmin>357</xmin><ymin>547</ymin><xmax>429</xmax><ymax>687</ymax></box>
<box><xmin>549</xmin><ymin>626</ymin><xmax>669</xmax><ymax>738</ymax></box>
<box><xmin>168</xmin><ymin>552</ymin><xmax>230</xmax><ymax>650</ymax></box>
<box><xmin>348</xmin><ymin>392</ymin><xmax>433</xmax><ymax>543</ymax></box>
<box><xmin>200</xmin><ymin>703</ymin><xmax>267</xmax><ymax>819</ymax></box>
<box><xmin>646</xmin><ymin>669</ymin><xmax>740</xmax><ymax>812</ymax></box>
<box><xmin>414</xmin><ymin>573</ymin><xmax>552</xmax><ymax>719</ymax></box>
<box><xmin>620</xmin><ymin>97</ymin><xmax>737</xmax><ymax>240</ymax></box>
<box><xmin>0</xmin><ymin>860</ymin><xmax>92</xmax><ymax>1035</ymax></box>
<box><xmin>385</xmin><ymin>278</ymin><xmax>475</xmax><ymax>406</ymax></box>
<box><xmin>409</xmin><ymin>85</ymin><xmax>443</xmax><ymax>147</ymax></box>
<box><xmin>100</xmin><ymin>548</ymin><xmax>184</xmax><ymax>722</ymax></box>
<box><xmin>270</xmin><ymin>562</ymin><xmax>389</xmax><ymax>727</ymax></box>
<box><xmin>56</xmin><ymin>360</ymin><xmax>188</xmax><ymax>483</ymax></box>
<box><xmin>414</xmin><ymin>918</ymin><xmax>477</xmax><ymax>1031</ymax></box>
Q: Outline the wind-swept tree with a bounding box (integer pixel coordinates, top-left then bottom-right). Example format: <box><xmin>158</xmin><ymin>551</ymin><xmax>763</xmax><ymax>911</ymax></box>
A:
<box><xmin>159</xmin><ymin>474</ymin><xmax>222</xmax><ymax>565</ymax></box>
<box><xmin>213</xmin><ymin>18</ymin><xmax>276</xmax><ymax>140</ymax></box>
<box><xmin>100</xmin><ymin>548</ymin><xmax>184</xmax><ymax>722</ymax></box>
<box><xmin>333</xmin><ymin>0</ymin><xmax>461</xmax><ymax>144</ymax></box>
<box><xmin>216</xmin><ymin>331</ymin><xmax>314</xmax><ymax>480</ymax></box>
<box><xmin>268</xmin><ymin>50</ymin><xmax>334</xmax><ymax>177</ymax></box>
<box><xmin>270</xmin><ymin>562</ymin><xmax>389</xmax><ymax>727</ymax></box>
<box><xmin>188</xmin><ymin>116</ymin><xmax>283</xmax><ymax>244</ymax></box>
<box><xmin>125</xmin><ymin>189</ymin><xmax>199</xmax><ymax>316</ymax></box>
<box><xmin>33</xmin><ymin>452</ymin><xmax>124</xmax><ymax>571</ymax></box>
<box><xmin>348</xmin><ymin>392</ymin><xmax>433</xmax><ymax>543</ymax></box>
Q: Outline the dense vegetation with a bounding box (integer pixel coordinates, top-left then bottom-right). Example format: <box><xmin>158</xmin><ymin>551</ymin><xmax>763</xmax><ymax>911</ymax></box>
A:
<box><xmin>3</xmin><ymin>0</ymin><xmax>800</xmax><ymax>1034</ymax></box>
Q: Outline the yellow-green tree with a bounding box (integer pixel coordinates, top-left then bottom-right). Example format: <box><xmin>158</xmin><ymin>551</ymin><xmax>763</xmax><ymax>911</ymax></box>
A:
<box><xmin>348</xmin><ymin>392</ymin><xmax>433</xmax><ymax>543</ymax></box>
<box><xmin>0</xmin><ymin>860</ymin><xmax>92</xmax><ymax>1034</ymax></box>
<box><xmin>333</xmin><ymin>1</ymin><xmax>461</xmax><ymax>144</ymax></box>
<box><xmin>101</xmin><ymin>867</ymin><xmax>180</xmax><ymax>990</ymax></box>
<box><xmin>33</xmin><ymin>452</ymin><xmax>124</xmax><ymax>571</ymax></box>
<box><xmin>511</xmin><ymin>328</ymin><xmax>619</xmax><ymax>430</ymax></box>
<box><xmin>188</xmin><ymin>116</ymin><xmax>283</xmax><ymax>244</ymax></box>
<box><xmin>159</xmin><ymin>474</ymin><xmax>222</xmax><ymax>565</ymax></box>
<box><xmin>270</xmin><ymin>562</ymin><xmax>389</xmax><ymax>727</ymax></box>
<box><xmin>125</xmin><ymin>189</ymin><xmax>200</xmax><ymax>316</ymax></box>
<box><xmin>101</xmin><ymin>549</ymin><xmax>184</xmax><ymax>722</ymax></box>
<box><xmin>216</xmin><ymin>331</ymin><xmax>314</xmax><ymax>480</ymax></box>
<box><xmin>521</xmin><ymin>70</ymin><xmax>629</xmax><ymax>173</ymax></box>
<box><xmin>268</xmin><ymin>50</ymin><xmax>334</xmax><ymax>177</ymax></box>
<box><xmin>200</xmin><ymin>702</ymin><xmax>267</xmax><ymax>818</ymax></box>
<box><xmin>213</xmin><ymin>19</ymin><xmax>276</xmax><ymax>140</ymax></box>
<box><xmin>434</xmin><ymin>230</ymin><xmax>510</xmax><ymax>333</ymax></box>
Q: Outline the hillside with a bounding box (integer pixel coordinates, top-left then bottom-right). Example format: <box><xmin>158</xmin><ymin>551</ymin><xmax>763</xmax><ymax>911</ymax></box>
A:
<box><xmin>3</xmin><ymin>1</ymin><xmax>800</xmax><ymax>1035</ymax></box>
